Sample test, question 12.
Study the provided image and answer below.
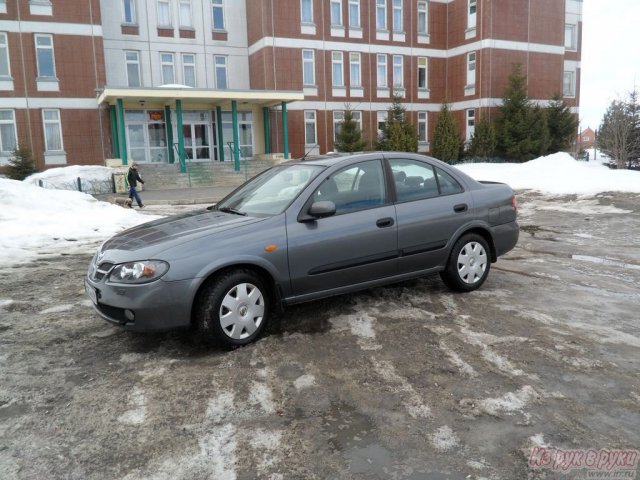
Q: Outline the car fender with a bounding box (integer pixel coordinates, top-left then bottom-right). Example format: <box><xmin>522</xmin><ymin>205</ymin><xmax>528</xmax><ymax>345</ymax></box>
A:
<box><xmin>443</xmin><ymin>220</ymin><xmax>496</xmax><ymax>262</ymax></box>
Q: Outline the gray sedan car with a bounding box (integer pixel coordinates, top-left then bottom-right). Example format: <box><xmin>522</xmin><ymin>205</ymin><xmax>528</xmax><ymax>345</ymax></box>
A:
<box><xmin>86</xmin><ymin>153</ymin><xmax>518</xmax><ymax>347</ymax></box>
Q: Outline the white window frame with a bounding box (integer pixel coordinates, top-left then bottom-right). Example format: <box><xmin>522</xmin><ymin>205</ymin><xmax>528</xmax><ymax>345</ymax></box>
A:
<box><xmin>348</xmin><ymin>0</ymin><xmax>360</xmax><ymax>28</ymax></box>
<box><xmin>181</xmin><ymin>53</ymin><xmax>196</xmax><ymax>87</ymax></box>
<box><xmin>417</xmin><ymin>56</ymin><xmax>427</xmax><ymax>90</ymax></box>
<box><xmin>467</xmin><ymin>0</ymin><xmax>477</xmax><ymax>30</ymax></box>
<box><xmin>157</xmin><ymin>0</ymin><xmax>172</xmax><ymax>27</ymax></box>
<box><xmin>214</xmin><ymin>55</ymin><xmax>228</xmax><ymax>89</ymax></box>
<box><xmin>304</xmin><ymin>110</ymin><xmax>317</xmax><ymax>146</ymax></box>
<box><xmin>179</xmin><ymin>0</ymin><xmax>193</xmax><ymax>28</ymax></box>
<box><xmin>42</xmin><ymin>109</ymin><xmax>64</xmax><ymax>152</ymax></box>
<box><xmin>377</xmin><ymin>110</ymin><xmax>387</xmax><ymax>137</ymax></box>
<box><xmin>332</xmin><ymin>51</ymin><xmax>344</xmax><ymax>87</ymax></box>
<box><xmin>563</xmin><ymin>71</ymin><xmax>575</xmax><ymax>97</ymax></box>
<box><xmin>125</xmin><ymin>50</ymin><xmax>141</xmax><ymax>87</ymax></box>
<box><xmin>302</xmin><ymin>49</ymin><xmax>315</xmax><ymax>86</ymax></box>
<box><xmin>35</xmin><ymin>34</ymin><xmax>56</xmax><ymax>79</ymax></box>
<box><xmin>0</xmin><ymin>109</ymin><xmax>17</xmax><ymax>155</ymax></box>
<box><xmin>301</xmin><ymin>0</ymin><xmax>314</xmax><ymax>24</ymax></box>
<box><xmin>212</xmin><ymin>0</ymin><xmax>225</xmax><ymax>30</ymax></box>
<box><xmin>466</xmin><ymin>108</ymin><xmax>475</xmax><ymax>142</ymax></box>
<box><xmin>377</xmin><ymin>54</ymin><xmax>387</xmax><ymax>88</ymax></box>
<box><xmin>349</xmin><ymin>52</ymin><xmax>361</xmax><ymax>87</ymax></box>
<box><xmin>0</xmin><ymin>0</ymin><xmax>7</xmax><ymax>15</ymax></box>
<box><xmin>330</xmin><ymin>0</ymin><xmax>343</xmax><ymax>26</ymax></box>
<box><xmin>466</xmin><ymin>51</ymin><xmax>476</xmax><ymax>87</ymax></box>
<box><xmin>392</xmin><ymin>55</ymin><xmax>403</xmax><ymax>88</ymax></box>
<box><xmin>333</xmin><ymin>111</ymin><xmax>344</xmax><ymax>143</ymax></box>
<box><xmin>564</xmin><ymin>24</ymin><xmax>576</xmax><ymax>50</ymax></box>
<box><xmin>392</xmin><ymin>0</ymin><xmax>403</xmax><ymax>32</ymax></box>
<box><xmin>122</xmin><ymin>0</ymin><xmax>137</xmax><ymax>24</ymax></box>
<box><xmin>418</xmin><ymin>112</ymin><xmax>428</xmax><ymax>144</ymax></box>
<box><xmin>0</xmin><ymin>32</ymin><xmax>11</xmax><ymax>79</ymax></box>
<box><xmin>376</xmin><ymin>0</ymin><xmax>387</xmax><ymax>31</ymax></box>
<box><xmin>417</xmin><ymin>1</ymin><xmax>428</xmax><ymax>35</ymax></box>
<box><xmin>160</xmin><ymin>52</ymin><xmax>175</xmax><ymax>85</ymax></box>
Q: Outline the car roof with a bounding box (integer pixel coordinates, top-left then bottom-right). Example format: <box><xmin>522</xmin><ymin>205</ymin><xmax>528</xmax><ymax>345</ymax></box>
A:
<box><xmin>283</xmin><ymin>152</ymin><xmax>381</xmax><ymax>167</ymax></box>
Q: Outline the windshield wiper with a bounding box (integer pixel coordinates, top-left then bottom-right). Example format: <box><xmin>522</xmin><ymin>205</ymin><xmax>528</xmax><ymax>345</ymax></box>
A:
<box><xmin>217</xmin><ymin>206</ymin><xmax>247</xmax><ymax>216</ymax></box>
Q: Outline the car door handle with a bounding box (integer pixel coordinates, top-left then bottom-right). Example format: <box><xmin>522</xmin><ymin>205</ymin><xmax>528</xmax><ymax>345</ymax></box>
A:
<box><xmin>454</xmin><ymin>203</ymin><xmax>468</xmax><ymax>213</ymax></box>
<box><xmin>376</xmin><ymin>217</ymin><xmax>395</xmax><ymax>228</ymax></box>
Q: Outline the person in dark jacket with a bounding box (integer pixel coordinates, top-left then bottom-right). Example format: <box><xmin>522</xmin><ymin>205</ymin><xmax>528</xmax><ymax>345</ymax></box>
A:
<box><xmin>127</xmin><ymin>163</ymin><xmax>145</xmax><ymax>208</ymax></box>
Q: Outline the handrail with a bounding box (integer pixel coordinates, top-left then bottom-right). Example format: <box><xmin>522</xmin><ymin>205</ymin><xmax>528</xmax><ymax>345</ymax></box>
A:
<box><xmin>173</xmin><ymin>143</ymin><xmax>192</xmax><ymax>187</ymax></box>
<box><xmin>226</xmin><ymin>142</ymin><xmax>249</xmax><ymax>180</ymax></box>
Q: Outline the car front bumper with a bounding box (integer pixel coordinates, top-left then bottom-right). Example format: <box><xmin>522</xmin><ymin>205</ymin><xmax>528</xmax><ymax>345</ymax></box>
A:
<box><xmin>85</xmin><ymin>275</ymin><xmax>196</xmax><ymax>332</ymax></box>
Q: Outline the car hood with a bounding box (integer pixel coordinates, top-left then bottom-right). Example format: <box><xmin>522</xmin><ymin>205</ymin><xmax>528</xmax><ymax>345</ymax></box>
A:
<box><xmin>101</xmin><ymin>209</ymin><xmax>264</xmax><ymax>256</ymax></box>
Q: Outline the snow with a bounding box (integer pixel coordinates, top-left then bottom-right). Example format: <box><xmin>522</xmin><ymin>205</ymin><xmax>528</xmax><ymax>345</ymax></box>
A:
<box><xmin>1</xmin><ymin>153</ymin><xmax>639</xmax><ymax>268</ymax></box>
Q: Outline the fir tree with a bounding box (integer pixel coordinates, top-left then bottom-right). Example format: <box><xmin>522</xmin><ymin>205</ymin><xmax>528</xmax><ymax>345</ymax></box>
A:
<box><xmin>432</xmin><ymin>103</ymin><xmax>462</xmax><ymax>163</ymax></box>
<box><xmin>376</xmin><ymin>95</ymin><xmax>418</xmax><ymax>152</ymax></box>
<box><xmin>334</xmin><ymin>108</ymin><xmax>367</xmax><ymax>152</ymax></box>
<box><xmin>6</xmin><ymin>146</ymin><xmax>38</xmax><ymax>181</ymax></box>
<box><xmin>546</xmin><ymin>94</ymin><xmax>579</xmax><ymax>154</ymax></box>
<box><xmin>466</xmin><ymin>118</ymin><xmax>497</xmax><ymax>160</ymax></box>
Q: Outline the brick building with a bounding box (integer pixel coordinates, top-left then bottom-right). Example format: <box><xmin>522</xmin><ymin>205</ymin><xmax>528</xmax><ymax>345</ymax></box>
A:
<box><xmin>1</xmin><ymin>0</ymin><xmax>582</xmax><ymax>171</ymax></box>
<box><xmin>0</xmin><ymin>0</ymin><xmax>106</xmax><ymax>170</ymax></box>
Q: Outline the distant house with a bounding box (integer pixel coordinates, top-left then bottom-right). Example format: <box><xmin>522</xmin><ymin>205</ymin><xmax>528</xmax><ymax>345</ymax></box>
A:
<box><xmin>578</xmin><ymin>127</ymin><xmax>596</xmax><ymax>150</ymax></box>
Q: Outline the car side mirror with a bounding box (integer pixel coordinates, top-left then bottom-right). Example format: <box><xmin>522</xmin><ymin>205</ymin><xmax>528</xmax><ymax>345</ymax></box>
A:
<box><xmin>299</xmin><ymin>201</ymin><xmax>336</xmax><ymax>222</ymax></box>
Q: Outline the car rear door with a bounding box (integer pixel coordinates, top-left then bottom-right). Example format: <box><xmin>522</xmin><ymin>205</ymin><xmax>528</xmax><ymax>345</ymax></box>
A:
<box><xmin>387</xmin><ymin>155</ymin><xmax>474</xmax><ymax>274</ymax></box>
<box><xmin>286</xmin><ymin>159</ymin><xmax>398</xmax><ymax>297</ymax></box>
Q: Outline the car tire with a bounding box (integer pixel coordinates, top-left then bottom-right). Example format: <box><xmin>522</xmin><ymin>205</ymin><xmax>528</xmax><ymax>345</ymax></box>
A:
<box><xmin>196</xmin><ymin>269</ymin><xmax>270</xmax><ymax>347</ymax></box>
<box><xmin>440</xmin><ymin>234</ymin><xmax>491</xmax><ymax>292</ymax></box>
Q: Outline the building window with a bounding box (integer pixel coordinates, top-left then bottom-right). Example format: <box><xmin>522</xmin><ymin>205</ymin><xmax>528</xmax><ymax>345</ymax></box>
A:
<box><xmin>466</xmin><ymin>51</ymin><xmax>476</xmax><ymax>87</ymax></box>
<box><xmin>214</xmin><ymin>55</ymin><xmax>228</xmax><ymax>89</ymax></box>
<box><xmin>35</xmin><ymin>34</ymin><xmax>55</xmax><ymax>78</ymax></box>
<box><xmin>392</xmin><ymin>55</ymin><xmax>403</xmax><ymax>88</ymax></box>
<box><xmin>349</xmin><ymin>0</ymin><xmax>360</xmax><ymax>28</ymax></box>
<box><xmin>349</xmin><ymin>52</ymin><xmax>361</xmax><ymax>87</ymax></box>
<box><xmin>122</xmin><ymin>0</ymin><xmax>137</xmax><ymax>24</ymax></box>
<box><xmin>564</xmin><ymin>24</ymin><xmax>576</xmax><ymax>50</ymax></box>
<box><xmin>302</xmin><ymin>49</ymin><xmax>315</xmax><ymax>86</ymax></box>
<box><xmin>304</xmin><ymin>110</ymin><xmax>316</xmax><ymax>146</ymax></box>
<box><xmin>182</xmin><ymin>53</ymin><xmax>196</xmax><ymax>87</ymax></box>
<box><xmin>467</xmin><ymin>0</ymin><xmax>477</xmax><ymax>30</ymax></box>
<box><xmin>179</xmin><ymin>0</ymin><xmax>193</xmax><ymax>28</ymax></box>
<box><xmin>160</xmin><ymin>52</ymin><xmax>175</xmax><ymax>84</ymax></box>
<box><xmin>212</xmin><ymin>0</ymin><xmax>225</xmax><ymax>30</ymax></box>
<box><xmin>157</xmin><ymin>0</ymin><xmax>171</xmax><ymax>27</ymax></box>
<box><xmin>417</xmin><ymin>57</ymin><xmax>427</xmax><ymax>89</ymax></box>
<box><xmin>301</xmin><ymin>0</ymin><xmax>313</xmax><ymax>24</ymax></box>
<box><xmin>392</xmin><ymin>0</ymin><xmax>402</xmax><ymax>32</ymax></box>
<box><xmin>333</xmin><ymin>111</ymin><xmax>344</xmax><ymax>143</ymax></box>
<box><xmin>466</xmin><ymin>109</ymin><xmax>475</xmax><ymax>142</ymax></box>
<box><xmin>0</xmin><ymin>0</ymin><xmax>6</xmax><ymax>14</ymax></box>
<box><xmin>563</xmin><ymin>71</ymin><xmax>575</xmax><ymax>97</ymax></box>
<box><xmin>125</xmin><ymin>51</ymin><xmax>141</xmax><ymax>87</ymax></box>
<box><xmin>418</xmin><ymin>112</ymin><xmax>427</xmax><ymax>144</ymax></box>
<box><xmin>0</xmin><ymin>33</ymin><xmax>10</xmax><ymax>79</ymax></box>
<box><xmin>126</xmin><ymin>110</ymin><xmax>168</xmax><ymax>163</ymax></box>
<box><xmin>330</xmin><ymin>0</ymin><xmax>342</xmax><ymax>26</ymax></box>
<box><xmin>332</xmin><ymin>51</ymin><xmax>344</xmax><ymax>87</ymax></box>
<box><xmin>0</xmin><ymin>109</ymin><xmax>17</xmax><ymax>154</ymax></box>
<box><xmin>377</xmin><ymin>111</ymin><xmax>387</xmax><ymax>137</ymax></box>
<box><xmin>376</xmin><ymin>0</ymin><xmax>387</xmax><ymax>30</ymax></box>
<box><xmin>42</xmin><ymin>109</ymin><xmax>63</xmax><ymax>152</ymax></box>
<box><xmin>377</xmin><ymin>54</ymin><xmax>387</xmax><ymax>87</ymax></box>
<box><xmin>417</xmin><ymin>1</ymin><xmax>428</xmax><ymax>34</ymax></box>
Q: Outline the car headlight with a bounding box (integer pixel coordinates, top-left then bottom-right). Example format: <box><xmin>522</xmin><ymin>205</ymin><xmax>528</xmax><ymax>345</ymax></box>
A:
<box><xmin>109</xmin><ymin>260</ymin><xmax>169</xmax><ymax>284</ymax></box>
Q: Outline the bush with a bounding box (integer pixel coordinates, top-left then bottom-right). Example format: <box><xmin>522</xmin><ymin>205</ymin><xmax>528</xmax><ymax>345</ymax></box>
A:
<box><xmin>6</xmin><ymin>146</ymin><xmax>38</xmax><ymax>180</ymax></box>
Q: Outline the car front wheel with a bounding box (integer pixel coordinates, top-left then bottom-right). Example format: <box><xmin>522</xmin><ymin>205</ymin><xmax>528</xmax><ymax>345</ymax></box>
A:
<box><xmin>196</xmin><ymin>269</ymin><xmax>269</xmax><ymax>347</ymax></box>
<box><xmin>440</xmin><ymin>234</ymin><xmax>490</xmax><ymax>292</ymax></box>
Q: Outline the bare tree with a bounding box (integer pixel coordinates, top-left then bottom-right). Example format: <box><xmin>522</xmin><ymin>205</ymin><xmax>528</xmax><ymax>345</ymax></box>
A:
<box><xmin>598</xmin><ymin>95</ymin><xmax>638</xmax><ymax>169</ymax></box>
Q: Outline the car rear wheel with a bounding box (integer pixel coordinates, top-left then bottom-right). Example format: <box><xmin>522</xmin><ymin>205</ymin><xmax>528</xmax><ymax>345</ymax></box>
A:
<box><xmin>440</xmin><ymin>234</ymin><xmax>490</xmax><ymax>292</ymax></box>
<box><xmin>196</xmin><ymin>269</ymin><xmax>269</xmax><ymax>347</ymax></box>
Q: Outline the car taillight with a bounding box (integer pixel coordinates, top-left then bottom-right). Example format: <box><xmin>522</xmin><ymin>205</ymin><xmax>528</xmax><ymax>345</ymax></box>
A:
<box><xmin>511</xmin><ymin>195</ymin><xmax>518</xmax><ymax>211</ymax></box>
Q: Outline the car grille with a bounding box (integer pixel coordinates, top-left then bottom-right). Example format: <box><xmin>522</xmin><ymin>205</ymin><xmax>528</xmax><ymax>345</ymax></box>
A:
<box><xmin>92</xmin><ymin>262</ymin><xmax>114</xmax><ymax>281</ymax></box>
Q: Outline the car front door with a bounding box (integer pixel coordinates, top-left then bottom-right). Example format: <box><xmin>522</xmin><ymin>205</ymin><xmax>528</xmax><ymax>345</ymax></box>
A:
<box><xmin>388</xmin><ymin>156</ymin><xmax>474</xmax><ymax>274</ymax></box>
<box><xmin>286</xmin><ymin>159</ymin><xmax>398</xmax><ymax>297</ymax></box>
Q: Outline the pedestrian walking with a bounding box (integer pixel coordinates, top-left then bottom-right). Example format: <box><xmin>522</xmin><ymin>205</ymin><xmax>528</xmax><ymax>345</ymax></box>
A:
<box><xmin>127</xmin><ymin>163</ymin><xmax>145</xmax><ymax>208</ymax></box>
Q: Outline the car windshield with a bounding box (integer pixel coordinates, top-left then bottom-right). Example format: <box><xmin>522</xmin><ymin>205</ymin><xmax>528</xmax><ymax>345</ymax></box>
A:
<box><xmin>216</xmin><ymin>164</ymin><xmax>325</xmax><ymax>217</ymax></box>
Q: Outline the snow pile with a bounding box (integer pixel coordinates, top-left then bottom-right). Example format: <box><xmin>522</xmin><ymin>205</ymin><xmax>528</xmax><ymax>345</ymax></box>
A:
<box><xmin>24</xmin><ymin>165</ymin><xmax>117</xmax><ymax>194</ymax></box>
<box><xmin>457</xmin><ymin>152</ymin><xmax>640</xmax><ymax>195</ymax></box>
<box><xmin>0</xmin><ymin>178</ymin><xmax>157</xmax><ymax>265</ymax></box>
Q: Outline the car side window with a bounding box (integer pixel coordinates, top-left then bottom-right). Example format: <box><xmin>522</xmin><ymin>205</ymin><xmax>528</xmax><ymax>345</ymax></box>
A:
<box><xmin>389</xmin><ymin>159</ymin><xmax>439</xmax><ymax>202</ymax></box>
<box><xmin>312</xmin><ymin>159</ymin><xmax>386</xmax><ymax>214</ymax></box>
<box><xmin>436</xmin><ymin>167</ymin><xmax>464</xmax><ymax>195</ymax></box>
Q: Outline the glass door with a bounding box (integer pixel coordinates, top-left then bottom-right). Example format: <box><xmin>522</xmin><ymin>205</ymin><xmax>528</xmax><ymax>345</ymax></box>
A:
<box><xmin>181</xmin><ymin>111</ymin><xmax>211</xmax><ymax>161</ymax></box>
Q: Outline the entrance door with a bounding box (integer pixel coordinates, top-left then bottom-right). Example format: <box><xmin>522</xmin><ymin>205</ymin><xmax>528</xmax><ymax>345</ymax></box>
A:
<box><xmin>182</xmin><ymin>123</ymin><xmax>210</xmax><ymax>160</ymax></box>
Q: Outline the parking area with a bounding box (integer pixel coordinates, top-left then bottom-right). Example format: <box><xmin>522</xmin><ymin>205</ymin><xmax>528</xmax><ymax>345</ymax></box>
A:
<box><xmin>1</xmin><ymin>191</ymin><xmax>639</xmax><ymax>479</ymax></box>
